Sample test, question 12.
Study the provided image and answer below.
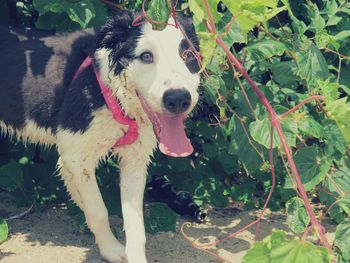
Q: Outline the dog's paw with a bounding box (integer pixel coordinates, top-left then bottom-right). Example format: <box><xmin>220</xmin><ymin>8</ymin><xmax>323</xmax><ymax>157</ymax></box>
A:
<box><xmin>125</xmin><ymin>253</ymin><xmax>147</xmax><ymax>263</ymax></box>
<box><xmin>99</xmin><ymin>240</ymin><xmax>127</xmax><ymax>263</ymax></box>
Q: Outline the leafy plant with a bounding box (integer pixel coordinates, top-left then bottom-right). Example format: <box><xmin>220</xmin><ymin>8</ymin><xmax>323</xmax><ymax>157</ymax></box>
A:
<box><xmin>33</xmin><ymin>0</ymin><xmax>108</xmax><ymax>31</ymax></box>
<box><xmin>243</xmin><ymin>230</ymin><xmax>329</xmax><ymax>263</ymax></box>
<box><xmin>1</xmin><ymin>0</ymin><xmax>350</xmax><ymax>261</ymax></box>
<box><xmin>144</xmin><ymin>202</ymin><xmax>179</xmax><ymax>234</ymax></box>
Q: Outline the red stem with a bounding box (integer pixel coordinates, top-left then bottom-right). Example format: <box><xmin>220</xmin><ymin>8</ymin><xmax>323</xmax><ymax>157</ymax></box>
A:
<box><xmin>281</xmin><ymin>95</ymin><xmax>325</xmax><ymax>119</ymax></box>
<box><xmin>201</xmin><ymin>0</ymin><xmax>332</xmax><ymax>253</ymax></box>
<box><xmin>217</xmin><ymin>33</ymin><xmax>331</xmax><ymax>251</ymax></box>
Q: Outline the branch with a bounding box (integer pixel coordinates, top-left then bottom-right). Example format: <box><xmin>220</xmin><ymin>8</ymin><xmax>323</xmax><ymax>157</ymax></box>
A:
<box><xmin>202</xmin><ymin>0</ymin><xmax>332</xmax><ymax>254</ymax></box>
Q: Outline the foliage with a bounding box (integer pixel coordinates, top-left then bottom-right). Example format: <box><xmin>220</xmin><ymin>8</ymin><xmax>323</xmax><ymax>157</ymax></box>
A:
<box><xmin>286</xmin><ymin>197</ymin><xmax>310</xmax><ymax>234</ymax></box>
<box><xmin>243</xmin><ymin>229</ymin><xmax>329</xmax><ymax>263</ymax></box>
<box><xmin>144</xmin><ymin>202</ymin><xmax>179</xmax><ymax>234</ymax></box>
<box><xmin>33</xmin><ymin>0</ymin><xmax>108</xmax><ymax>31</ymax></box>
<box><xmin>0</xmin><ymin>219</ymin><xmax>8</xmax><ymax>244</ymax></box>
<box><xmin>1</xmin><ymin>0</ymin><xmax>350</xmax><ymax>261</ymax></box>
<box><xmin>334</xmin><ymin>218</ymin><xmax>350</xmax><ymax>261</ymax></box>
<box><xmin>146</xmin><ymin>0</ymin><xmax>171</xmax><ymax>30</ymax></box>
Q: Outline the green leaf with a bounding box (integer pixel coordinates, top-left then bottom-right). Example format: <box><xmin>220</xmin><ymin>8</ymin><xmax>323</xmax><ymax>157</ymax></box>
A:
<box><xmin>144</xmin><ymin>202</ymin><xmax>179</xmax><ymax>234</ymax></box>
<box><xmin>229</xmin><ymin>116</ymin><xmax>265</xmax><ymax>174</ymax></box>
<box><xmin>34</xmin><ymin>0</ymin><xmax>95</xmax><ymax>29</ymax></box>
<box><xmin>334</xmin><ymin>219</ymin><xmax>350</xmax><ymax>260</ymax></box>
<box><xmin>204</xmin><ymin>75</ymin><xmax>227</xmax><ymax>103</ymax></box>
<box><xmin>203</xmin><ymin>143</ymin><xmax>218</xmax><ymax>158</ymax></box>
<box><xmin>285</xmin><ymin>146</ymin><xmax>331</xmax><ymax>191</ymax></box>
<box><xmin>33</xmin><ymin>0</ymin><xmax>64</xmax><ymax>15</ymax></box>
<box><xmin>87</xmin><ymin>0</ymin><xmax>107</xmax><ymax>27</ymax></box>
<box><xmin>243</xmin><ymin>242</ymin><xmax>270</xmax><ymax>263</ymax></box>
<box><xmin>35</xmin><ymin>12</ymin><xmax>81</xmax><ymax>32</ymax></box>
<box><xmin>197</xmin><ymin>32</ymin><xmax>217</xmax><ymax>71</ymax></box>
<box><xmin>64</xmin><ymin>0</ymin><xmax>95</xmax><ymax>28</ymax></box>
<box><xmin>295</xmin><ymin>43</ymin><xmax>330</xmax><ymax>89</ymax></box>
<box><xmin>270</xmin><ymin>61</ymin><xmax>298</xmax><ymax>86</ymax></box>
<box><xmin>0</xmin><ymin>160</ymin><xmax>23</xmax><ymax>191</ymax></box>
<box><xmin>0</xmin><ymin>219</ymin><xmax>8</xmax><ymax>244</ymax></box>
<box><xmin>319</xmin><ymin>167</ymin><xmax>350</xmax><ymax>223</ymax></box>
<box><xmin>249</xmin><ymin>118</ymin><xmax>298</xmax><ymax>149</ymax></box>
<box><xmin>270</xmin><ymin>238</ymin><xmax>329</xmax><ymax>263</ymax></box>
<box><xmin>298</xmin><ymin>118</ymin><xmax>324</xmax><ymax>139</ymax></box>
<box><xmin>147</xmin><ymin>0</ymin><xmax>170</xmax><ymax>30</ymax></box>
<box><xmin>315</xmin><ymin>30</ymin><xmax>340</xmax><ymax>50</ymax></box>
<box><xmin>246</xmin><ymin>40</ymin><xmax>287</xmax><ymax>61</ymax></box>
<box><xmin>319</xmin><ymin>79</ymin><xmax>339</xmax><ymax>101</ymax></box>
<box><xmin>218</xmin><ymin>13</ymin><xmax>246</xmax><ymax>45</ymax></box>
<box><xmin>188</xmin><ymin>0</ymin><xmax>222</xmax><ymax>24</ymax></box>
<box><xmin>286</xmin><ymin>197</ymin><xmax>310</xmax><ymax>233</ymax></box>
<box><xmin>323</xmin><ymin>120</ymin><xmax>347</xmax><ymax>155</ymax></box>
<box><xmin>309</xmin><ymin>4</ymin><xmax>325</xmax><ymax>33</ymax></box>
<box><xmin>188</xmin><ymin>0</ymin><xmax>205</xmax><ymax>23</ymax></box>
<box><xmin>221</xmin><ymin>0</ymin><xmax>286</xmax><ymax>39</ymax></box>
<box><xmin>321</xmin><ymin>166</ymin><xmax>350</xmax><ymax>220</ymax></box>
<box><xmin>334</xmin><ymin>30</ymin><xmax>350</xmax><ymax>41</ymax></box>
<box><xmin>328</xmin><ymin>167</ymin><xmax>350</xmax><ymax>198</ymax></box>
<box><xmin>243</xmin><ymin>230</ymin><xmax>329</xmax><ymax>263</ymax></box>
<box><xmin>324</xmin><ymin>98</ymin><xmax>350</xmax><ymax>145</ymax></box>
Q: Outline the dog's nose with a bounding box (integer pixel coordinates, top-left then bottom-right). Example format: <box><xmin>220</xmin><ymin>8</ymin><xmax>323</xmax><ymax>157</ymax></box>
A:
<box><xmin>162</xmin><ymin>88</ymin><xmax>192</xmax><ymax>115</ymax></box>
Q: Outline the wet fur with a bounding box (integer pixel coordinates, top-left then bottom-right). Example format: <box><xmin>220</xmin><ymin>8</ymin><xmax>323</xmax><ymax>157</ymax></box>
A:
<box><xmin>0</xmin><ymin>11</ymin><xmax>199</xmax><ymax>263</ymax></box>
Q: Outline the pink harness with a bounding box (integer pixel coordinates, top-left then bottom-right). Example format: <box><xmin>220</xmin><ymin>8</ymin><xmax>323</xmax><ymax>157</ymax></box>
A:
<box><xmin>73</xmin><ymin>57</ymin><xmax>139</xmax><ymax>147</ymax></box>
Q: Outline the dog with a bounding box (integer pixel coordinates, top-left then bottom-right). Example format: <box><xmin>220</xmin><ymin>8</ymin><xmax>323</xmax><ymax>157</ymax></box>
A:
<box><xmin>0</xmin><ymin>10</ymin><xmax>200</xmax><ymax>263</ymax></box>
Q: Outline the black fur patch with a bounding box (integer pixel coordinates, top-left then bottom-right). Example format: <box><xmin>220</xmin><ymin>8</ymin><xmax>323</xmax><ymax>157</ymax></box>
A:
<box><xmin>95</xmin><ymin>11</ymin><xmax>142</xmax><ymax>76</ymax></box>
<box><xmin>177</xmin><ymin>14</ymin><xmax>201</xmax><ymax>74</ymax></box>
<box><xmin>0</xmin><ymin>25</ymin><xmax>97</xmax><ymax>132</ymax></box>
<box><xmin>57</xmin><ymin>66</ymin><xmax>105</xmax><ymax>133</ymax></box>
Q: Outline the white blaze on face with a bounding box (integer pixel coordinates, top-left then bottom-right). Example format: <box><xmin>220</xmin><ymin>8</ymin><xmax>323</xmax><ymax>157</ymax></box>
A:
<box><xmin>128</xmin><ymin>22</ymin><xmax>200</xmax><ymax>114</ymax></box>
<box><xmin>95</xmin><ymin>19</ymin><xmax>200</xmax><ymax>157</ymax></box>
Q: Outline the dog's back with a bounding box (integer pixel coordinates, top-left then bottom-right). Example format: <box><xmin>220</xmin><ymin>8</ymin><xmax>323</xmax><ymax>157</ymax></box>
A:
<box><xmin>0</xmin><ymin>26</ymin><xmax>98</xmax><ymax>140</ymax></box>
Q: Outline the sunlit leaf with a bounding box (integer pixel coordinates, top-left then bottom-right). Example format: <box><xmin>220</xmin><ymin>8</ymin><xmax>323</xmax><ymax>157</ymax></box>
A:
<box><xmin>249</xmin><ymin>118</ymin><xmax>298</xmax><ymax>149</ymax></box>
<box><xmin>295</xmin><ymin>43</ymin><xmax>330</xmax><ymax>89</ymax></box>
<box><xmin>243</xmin><ymin>230</ymin><xmax>329</xmax><ymax>263</ymax></box>
<box><xmin>286</xmin><ymin>197</ymin><xmax>310</xmax><ymax>233</ymax></box>
<box><xmin>0</xmin><ymin>219</ymin><xmax>8</xmax><ymax>244</ymax></box>
<box><xmin>188</xmin><ymin>0</ymin><xmax>222</xmax><ymax>24</ymax></box>
<box><xmin>246</xmin><ymin>40</ymin><xmax>287</xmax><ymax>61</ymax></box>
<box><xmin>221</xmin><ymin>0</ymin><xmax>286</xmax><ymax>39</ymax></box>
<box><xmin>147</xmin><ymin>0</ymin><xmax>170</xmax><ymax>30</ymax></box>
<box><xmin>197</xmin><ymin>32</ymin><xmax>217</xmax><ymax>72</ymax></box>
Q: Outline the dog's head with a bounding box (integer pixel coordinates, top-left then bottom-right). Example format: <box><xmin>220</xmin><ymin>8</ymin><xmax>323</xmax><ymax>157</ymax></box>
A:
<box><xmin>94</xmin><ymin>11</ymin><xmax>201</xmax><ymax>157</ymax></box>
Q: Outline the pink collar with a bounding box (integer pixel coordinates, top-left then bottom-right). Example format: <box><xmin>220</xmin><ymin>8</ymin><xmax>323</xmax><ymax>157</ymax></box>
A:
<box><xmin>73</xmin><ymin>57</ymin><xmax>138</xmax><ymax>147</ymax></box>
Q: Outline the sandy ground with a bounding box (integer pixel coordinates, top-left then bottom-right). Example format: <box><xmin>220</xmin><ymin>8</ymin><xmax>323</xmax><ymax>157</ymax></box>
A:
<box><xmin>0</xmin><ymin>193</ymin><xmax>336</xmax><ymax>263</ymax></box>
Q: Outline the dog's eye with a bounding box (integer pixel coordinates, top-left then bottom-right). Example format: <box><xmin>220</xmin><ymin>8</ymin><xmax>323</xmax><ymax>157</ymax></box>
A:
<box><xmin>139</xmin><ymin>52</ymin><xmax>154</xmax><ymax>64</ymax></box>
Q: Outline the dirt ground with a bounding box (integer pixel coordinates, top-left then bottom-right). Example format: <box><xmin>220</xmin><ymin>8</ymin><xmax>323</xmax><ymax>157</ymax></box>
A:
<box><xmin>0</xmin><ymin>193</ymin><xmax>336</xmax><ymax>263</ymax></box>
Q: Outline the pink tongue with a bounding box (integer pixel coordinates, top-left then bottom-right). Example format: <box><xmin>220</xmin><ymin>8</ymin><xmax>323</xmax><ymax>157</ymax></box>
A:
<box><xmin>158</xmin><ymin>115</ymin><xmax>193</xmax><ymax>157</ymax></box>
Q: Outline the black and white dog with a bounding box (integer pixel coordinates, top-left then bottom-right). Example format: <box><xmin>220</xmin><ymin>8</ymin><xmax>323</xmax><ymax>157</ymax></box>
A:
<box><xmin>0</xmin><ymin>11</ymin><xmax>200</xmax><ymax>263</ymax></box>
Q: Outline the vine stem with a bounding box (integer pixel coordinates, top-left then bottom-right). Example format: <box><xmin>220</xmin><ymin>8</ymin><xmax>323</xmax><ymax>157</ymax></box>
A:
<box><xmin>201</xmin><ymin>0</ymin><xmax>332</xmax><ymax>254</ymax></box>
<box><xmin>280</xmin><ymin>95</ymin><xmax>325</xmax><ymax>120</ymax></box>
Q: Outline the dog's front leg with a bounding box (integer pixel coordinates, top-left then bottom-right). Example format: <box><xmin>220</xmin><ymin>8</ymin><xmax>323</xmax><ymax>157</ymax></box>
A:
<box><xmin>57</xmin><ymin>127</ymin><xmax>127</xmax><ymax>263</ymax></box>
<box><xmin>117</xmin><ymin>146</ymin><xmax>152</xmax><ymax>263</ymax></box>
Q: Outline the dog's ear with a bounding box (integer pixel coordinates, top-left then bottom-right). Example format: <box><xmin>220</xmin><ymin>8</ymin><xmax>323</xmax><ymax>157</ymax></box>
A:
<box><xmin>176</xmin><ymin>13</ymin><xmax>201</xmax><ymax>74</ymax></box>
<box><xmin>96</xmin><ymin>10</ymin><xmax>142</xmax><ymax>75</ymax></box>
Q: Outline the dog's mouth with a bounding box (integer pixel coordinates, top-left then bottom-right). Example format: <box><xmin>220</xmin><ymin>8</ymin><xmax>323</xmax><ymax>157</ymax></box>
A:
<box><xmin>138</xmin><ymin>95</ymin><xmax>193</xmax><ymax>157</ymax></box>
